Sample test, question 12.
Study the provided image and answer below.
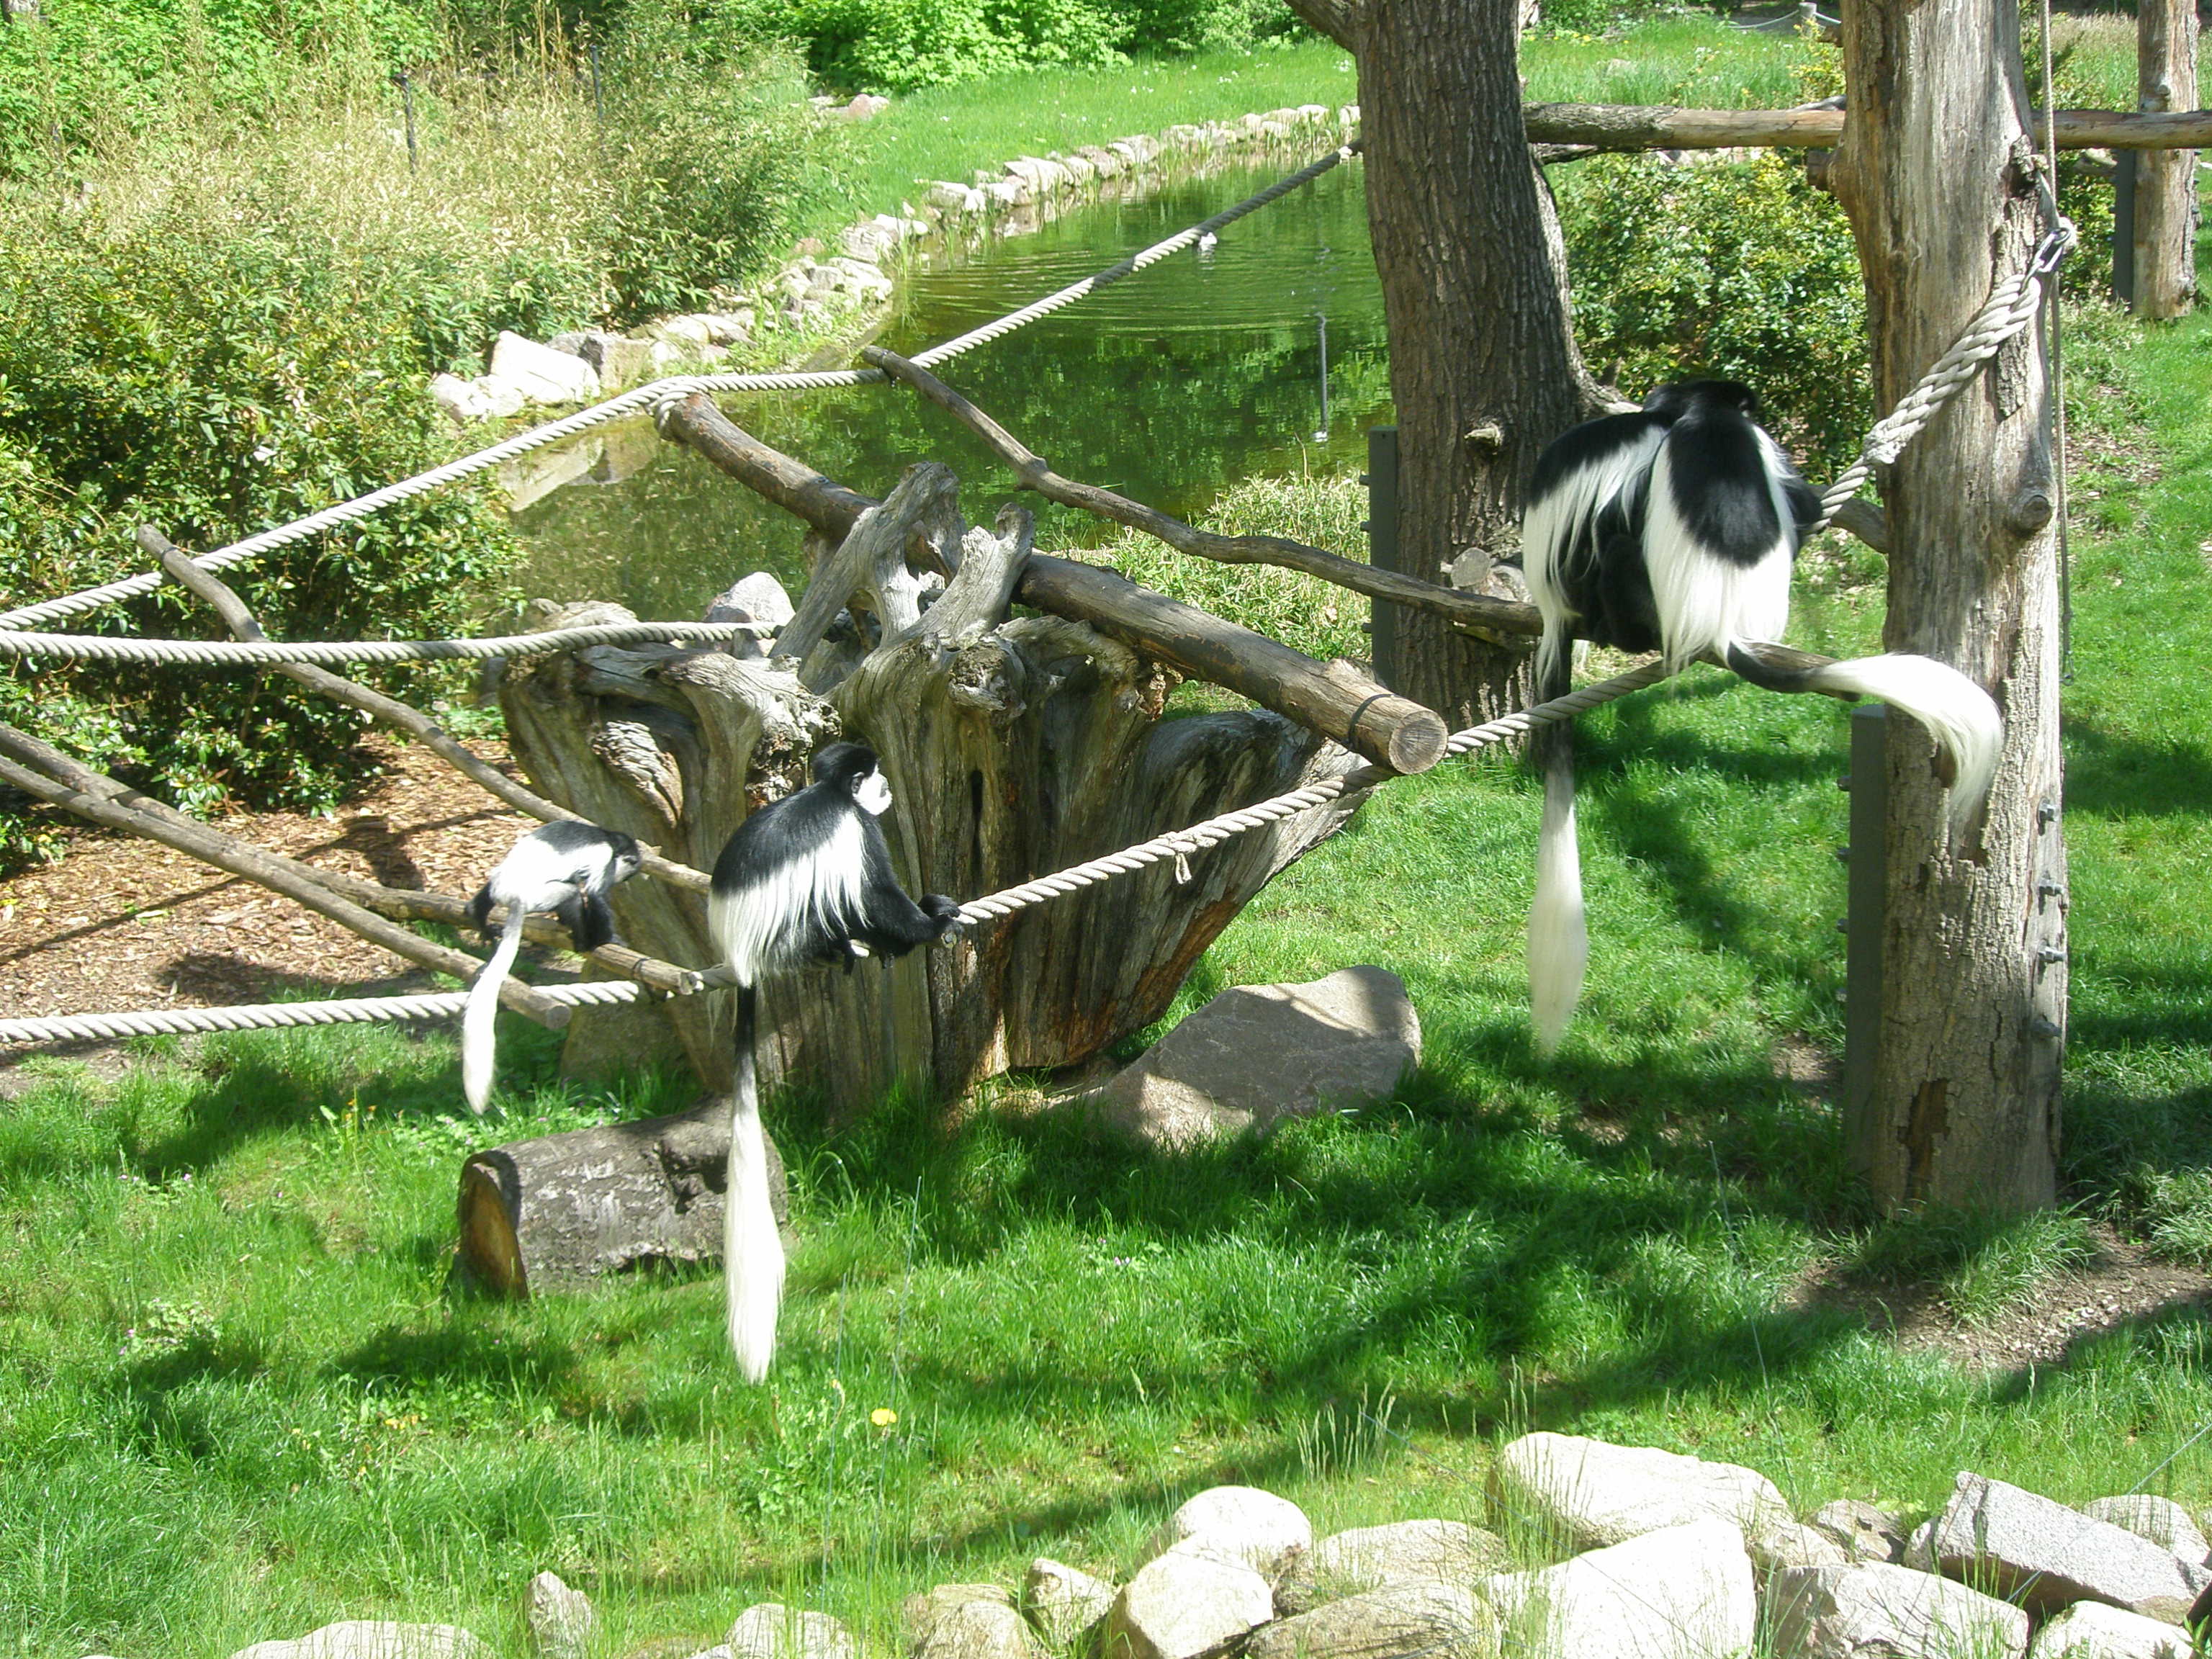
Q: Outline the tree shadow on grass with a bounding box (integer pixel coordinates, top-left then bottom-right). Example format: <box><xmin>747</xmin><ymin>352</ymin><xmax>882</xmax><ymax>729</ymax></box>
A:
<box><xmin>2064</xmin><ymin>716</ymin><xmax>2212</xmax><ymax>820</ymax></box>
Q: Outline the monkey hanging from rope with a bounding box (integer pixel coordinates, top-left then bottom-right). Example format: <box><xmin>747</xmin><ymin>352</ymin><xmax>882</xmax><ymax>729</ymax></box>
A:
<box><xmin>1520</xmin><ymin>379</ymin><xmax>2004</xmax><ymax>1053</ymax></box>
<box><xmin>462</xmin><ymin>820</ymin><xmax>644</xmax><ymax>1112</ymax></box>
<box><xmin>707</xmin><ymin>742</ymin><xmax>964</xmax><ymax>1382</ymax></box>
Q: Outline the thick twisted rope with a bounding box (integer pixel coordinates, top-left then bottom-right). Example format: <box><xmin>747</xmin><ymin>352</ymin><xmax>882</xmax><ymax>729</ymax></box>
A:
<box><xmin>1812</xmin><ymin>221</ymin><xmax>2075</xmax><ymax>530</ymax></box>
<box><xmin>0</xmin><ymin>145</ymin><xmax>1359</xmax><ymax>637</ymax></box>
<box><xmin>0</xmin><ymin>979</ymin><xmax>646</xmax><ymax>1047</ymax></box>
<box><xmin>3</xmin><ymin>658</ymin><xmax>1665</xmax><ymax>1047</ymax></box>
<box><xmin>0</xmin><ymin>618</ymin><xmax>765</xmax><ymax>667</ymax></box>
<box><xmin>954</xmin><ymin>659</ymin><xmax>1670</xmax><ymax>924</ymax></box>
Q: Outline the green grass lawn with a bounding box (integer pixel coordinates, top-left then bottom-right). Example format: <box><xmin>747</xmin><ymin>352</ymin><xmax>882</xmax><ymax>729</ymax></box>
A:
<box><xmin>10</xmin><ymin>24</ymin><xmax>2212</xmax><ymax>1658</ymax></box>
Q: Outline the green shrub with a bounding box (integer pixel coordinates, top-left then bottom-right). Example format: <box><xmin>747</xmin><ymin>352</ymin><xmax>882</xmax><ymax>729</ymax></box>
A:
<box><xmin>1557</xmin><ymin>150</ymin><xmax>1870</xmax><ymax>471</ymax></box>
<box><xmin>0</xmin><ymin>191</ymin><xmax>520</xmax><ymax>849</ymax></box>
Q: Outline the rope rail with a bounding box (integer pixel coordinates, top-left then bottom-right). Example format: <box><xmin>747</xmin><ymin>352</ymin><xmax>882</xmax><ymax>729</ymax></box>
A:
<box><xmin>0</xmin><ymin>618</ymin><xmax>766</xmax><ymax>667</ymax></box>
<box><xmin>0</xmin><ymin>143</ymin><xmax>1359</xmax><ymax>637</ymax></box>
<box><xmin>0</xmin><ymin>659</ymin><xmax>1668</xmax><ymax>1047</ymax></box>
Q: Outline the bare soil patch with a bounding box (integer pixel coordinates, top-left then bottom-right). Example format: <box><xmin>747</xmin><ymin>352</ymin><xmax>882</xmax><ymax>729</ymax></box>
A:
<box><xmin>0</xmin><ymin>735</ymin><xmax>532</xmax><ymax>1047</ymax></box>
<box><xmin>1791</xmin><ymin>1223</ymin><xmax>2212</xmax><ymax>1372</ymax></box>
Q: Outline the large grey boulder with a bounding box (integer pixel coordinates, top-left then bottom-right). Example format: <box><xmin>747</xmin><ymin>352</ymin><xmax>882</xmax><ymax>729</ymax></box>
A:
<box><xmin>1277</xmin><ymin>1519</ymin><xmax>1510</xmax><ymax>1616</ymax></box>
<box><xmin>1245</xmin><ymin>1580</ymin><xmax>1498</xmax><ymax>1659</ymax></box>
<box><xmin>704</xmin><ymin>572</ymin><xmax>795</xmax><ymax>662</ymax></box>
<box><xmin>1025</xmin><ymin>1558</ymin><xmax>1118</xmax><ymax>1649</ymax></box>
<box><xmin>1489</xmin><ymin>1431</ymin><xmax>1794</xmax><ymax>1554</ymax></box>
<box><xmin>526</xmin><ymin>1572</ymin><xmax>599</xmax><ymax>1659</ymax></box>
<box><xmin>2080</xmin><ymin>1496</ymin><xmax>2211</xmax><ymax>1567</ymax></box>
<box><xmin>1807</xmin><ymin>1498</ymin><xmax>1908</xmax><ymax>1564</ymax></box>
<box><xmin>488</xmin><ymin>331</ymin><xmax>602</xmax><ymax>406</ymax></box>
<box><xmin>1476</xmin><ymin>1519</ymin><xmax>1755</xmax><ymax>1659</ymax></box>
<box><xmin>1766</xmin><ymin>1563</ymin><xmax>2028</xmax><ymax>1659</ymax></box>
<box><xmin>230</xmin><ymin>1626</ymin><xmax>490</xmax><ymax>1659</ymax></box>
<box><xmin>1105</xmin><ymin>1550</ymin><xmax>1273</xmax><ymax>1659</ymax></box>
<box><xmin>1915</xmin><ymin>1472</ymin><xmax>2210</xmax><ymax>1622</ymax></box>
<box><xmin>1147</xmin><ymin>1485</ymin><xmax>1313</xmax><ymax>1579</ymax></box>
<box><xmin>902</xmin><ymin>1585</ymin><xmax>1040</xmax><ymax>1659</ymax></box>
<box><xmin>2031</xmin><ymin>1601</ymin><xmax>2195</xmax><ymax>1658</ymax></box>
<box><xmin>1089</xmin><ymin>967</ymin><xmax>1420</xmax><ymax>1148</ymax></box>
<box><xmin>724</xmin><ymin>1607</ymin><xmax>856</xmax><ymax>1659</ymax></box>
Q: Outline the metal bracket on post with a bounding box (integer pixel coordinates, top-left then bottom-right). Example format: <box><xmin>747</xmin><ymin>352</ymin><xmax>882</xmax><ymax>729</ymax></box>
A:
<box><xmin>1839</xmin><ymin>702</ymin><xmax>1887</xmax><ymax>1179</ymax></box>
<box><xmin>1364</xmin><ymin>426</ymin><xmax>1401</xmax><ymax>690</ymax></box>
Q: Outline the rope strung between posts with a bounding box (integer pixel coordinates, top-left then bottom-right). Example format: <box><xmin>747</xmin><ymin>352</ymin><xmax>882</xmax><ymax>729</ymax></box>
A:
<box><xmin>0</xmin><ymin>617</ymin><xmax>768</xmax><ymax>667</ymax></box>
<box><xmin>0</xmin><ymin>144</ymin><xmax>1361</xmax><ymax>637</ymax></box>
<box><xmin>952</xmin><ymin>660</ymin><xmax>1672</xmax><ymax>924</ymax></box>
<box><xmin>0</xmin><ymin>979</ymin><xmax>649</xmax><ymax>1048</ymax></box>
<box><xmin>1810</xmin><ymin>218</ymin><xmax>2075</xmax><ymax>534</ymax></box>
<box><xmin>0</xmin><ymin>657</ymin><xmax>1667</xmax><ymax>1047</ymax></box>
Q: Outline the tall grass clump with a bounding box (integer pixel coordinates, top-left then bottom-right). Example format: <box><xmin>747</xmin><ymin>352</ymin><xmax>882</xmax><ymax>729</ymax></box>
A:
<box><xmin>0</xmin><ymin>6</ymin><xmax>831</xmax><ymax>860</ymax></box>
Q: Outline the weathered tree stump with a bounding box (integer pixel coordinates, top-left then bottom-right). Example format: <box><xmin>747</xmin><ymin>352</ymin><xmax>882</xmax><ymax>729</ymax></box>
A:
<box><xmin>498</xmin><ymin>462</ymin><xmax>1372</xmax><ymax>1108</ymax></box>
<box><xmin>456</xmin><ymin>1095</ymin><xmax>786</xmax><ymax>1294</ymax></box>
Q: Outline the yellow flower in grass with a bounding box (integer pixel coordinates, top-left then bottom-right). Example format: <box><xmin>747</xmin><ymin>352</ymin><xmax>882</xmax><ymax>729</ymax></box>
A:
<box><xmin>871</xmin><ymin>1407</ymin><xmax>898</xmax><ymax>1428</ymax></box>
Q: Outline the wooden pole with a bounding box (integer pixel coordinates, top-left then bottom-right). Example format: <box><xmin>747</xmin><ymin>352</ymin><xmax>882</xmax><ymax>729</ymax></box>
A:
<box><xmin>2134</xmin><ymin>0</ymin><xmax>2199</xmax><ymax>318</ymax></box>
<box><xmin>1521</xmin><ymin>100</ymin><xmax>2212</xmax><ymax>152</ymax></box>
<box><xmin>1832</xmin><ymin>0</ymin><xmax>2066</xmax><ymax>1212</ymax></box>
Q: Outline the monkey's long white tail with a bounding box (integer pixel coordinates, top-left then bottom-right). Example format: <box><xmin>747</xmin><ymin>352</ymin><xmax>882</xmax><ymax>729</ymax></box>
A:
<box><xmin>1528</xmin><ymin>732</ymin><xmax>1588</xmax><ymax>1056</ymax></box>
<box><xmin>724</xmin><ymin>987</ymin><xmax>786</xmax><ymax>1384</ymax></box>
<box><xmin>1730</xmin><ymin>647</ymin><xmax>2003</xmax><ymax>830</ymax></box>
<box><xmin>460</xmin><ymin>904</ymin><xmax>527</xmax><ymax>1114</ymax></box>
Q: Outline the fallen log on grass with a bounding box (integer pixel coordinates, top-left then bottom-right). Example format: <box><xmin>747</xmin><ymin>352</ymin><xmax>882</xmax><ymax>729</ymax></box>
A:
<box><xmin>457</xmin><ymin>1094</ymin><xmax>785</xmax><ymax>1295</ymax></box>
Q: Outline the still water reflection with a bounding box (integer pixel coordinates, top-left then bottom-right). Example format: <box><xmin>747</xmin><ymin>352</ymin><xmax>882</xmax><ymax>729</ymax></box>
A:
<box><xmin>511</xmin><ymin>153</ymin><xmax>1390</xmax><ymax>620</ymax></box>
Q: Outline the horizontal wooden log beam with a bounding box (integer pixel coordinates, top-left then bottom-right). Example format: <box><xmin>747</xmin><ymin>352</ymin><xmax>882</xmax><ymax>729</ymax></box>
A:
<box><xmin>1021</xmin><ymin>555</ymin><xmax>1448</xmax><ymax>773</ymax></box>
<box><xmin>855</xmin><ymin>352</ymin><xmax>1549</xmax><ymax>639</ymax></box>
<box><xmin>660</xmin><ymin>395</ymin><xmax>1452</xmax><ymax>771</ymax></box>
<box><xmin>1523</xmin><ymin>101</ymin><xmax>2212</xmax><ymax>151</ymax></box>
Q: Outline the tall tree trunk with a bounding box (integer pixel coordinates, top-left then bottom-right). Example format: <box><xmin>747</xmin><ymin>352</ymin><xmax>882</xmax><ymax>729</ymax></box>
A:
<box><xmin>2135</xmin><ymin>0</ymin><xmax>2198</xmax><ymax>320</ymax></box>
<box><xmin>1833</xmin><ymin>6</ymin><xmax>2065</xmax><ymax>1211</ymax></box>
<box><xmin>1300</xmin><ymin>0</ymin><xmax>1591</xmax><ymax>727</ymax></box>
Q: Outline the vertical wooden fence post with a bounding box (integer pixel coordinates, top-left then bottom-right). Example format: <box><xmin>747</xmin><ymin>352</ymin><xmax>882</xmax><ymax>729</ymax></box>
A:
<box><xmin>1840</xmin><ymin>703</ymin><xmax>1888</xmax><ymax>1180</ymax></box>
<box><xmin>1366</xmin><ymin>425</ymin><xmax>1401</xmax><ymax>689</ymax></box>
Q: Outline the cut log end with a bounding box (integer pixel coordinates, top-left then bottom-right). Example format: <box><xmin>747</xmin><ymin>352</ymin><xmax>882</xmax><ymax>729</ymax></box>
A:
<box><xmin>1378</xmin><ymin>706</ymin><xmax>1450</xmax><ymax>775</ymax></box>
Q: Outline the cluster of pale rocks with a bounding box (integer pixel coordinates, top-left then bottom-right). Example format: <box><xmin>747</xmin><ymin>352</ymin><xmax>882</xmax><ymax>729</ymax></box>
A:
<box><xmin>157</xmin><ymin>1433</ymin><xmax>2212</xmax><ymax>1659</ymax></box>
<box><xmin>428</xmin><ymin>101</ymin><xmax>1357</xmax><ymax>431</ymax></box>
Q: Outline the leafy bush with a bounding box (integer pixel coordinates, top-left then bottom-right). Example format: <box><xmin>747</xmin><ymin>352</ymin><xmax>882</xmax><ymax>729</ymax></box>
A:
<box><xmin>0</xmin><ymin>191</ymin><xmax>521</xmax><ymax>850</ymax></box>
<box><xmin>1557</xmin><ymin>150</ymin><xmax>1870</xmax><ymax>472</ymax></box>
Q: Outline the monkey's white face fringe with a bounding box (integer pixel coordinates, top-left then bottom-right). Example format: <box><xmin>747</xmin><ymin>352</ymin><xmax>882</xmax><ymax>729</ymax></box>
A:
<box><xmin>1527</xmin><ymin>761</ymin><xmax>1588</xmax><ymax>1056</ymax></box>
<box><xmin>724</xmin><ymin>1069</ymin><xmax>785</xmax><ymax>1383</ymax></box>
<box><xmin>855</xmin><ymin>767</ymin><xmax>893</xmax><ymax>817</ymax></box>
<box><xmin>708</xmin><ymin>814</ymin><xmax>868</xmax><ymax>986</ymax></box>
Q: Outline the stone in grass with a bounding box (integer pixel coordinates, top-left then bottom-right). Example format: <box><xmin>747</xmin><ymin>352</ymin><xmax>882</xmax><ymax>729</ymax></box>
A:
<box><xmin>2031</xmin><ymin>1601</ymin><xmax>2195</xmax><ymax>1659</ymax></box>
<box><xmin>1275</xmin><ymin>1520</ymin><xmax>1511</xmax><ymax>1617</ymax></box>
<box><xmin>1916</xmin><ymin>1471</ymin><xmax>2211</xmax><ymax>1622</ymax></box>
<box><xmin>526</xmin><ymin>1571</ymin><xmax>600</xmax><ymax>1659</ymax></box>
<box><xmin>1808</xmin><ymin>1498</ymin><xmax>1909</xmax><ymax>1564</ymax></box>
<box><xmin>1488</xmin><ymin>1431</ymin><xmax>1796</xmax><ymax>1555</ymax></box>
<box><xmin>1026</xmin><ymin>1558</ymin><xmax>1118</xmax><ymax>1650</ymax></box>
<box><xmin>1088</xmin><ymin>967</ymin><xmax>1420</xmax><ymax>1149</ymax></box>
<box><xmin>1766</xmin><ymin>1563</ymin><xmax>2028</xmax><ymax>1659</ymax></box>
<box><xmin>1105</xmin><ymin>1550</ymin><xmax>1273</xmax><ymax>1659</ymax></box>
<box><xmin>1146</xmin><ymin>1485</ymin><xmax>1313</xmax><ymax>1580</ymax></box>
<box><xmin>488</xmin><ymin>331</ymin><xmax>602</xmax><ymax>406</ymax></box>
<box><xmin>724</xmin><ymin>1607</ymin><xmax>857</xmax><ymax>1659</ymax></box>
<box><xmin>2080</xmin><ymin>1496</ymin><xmax>2211</xmax><ymax>1567</ymax></box>
<box><xmin>1246</xmin><ymin>1581</ymin><xmax>1498</xmax><ymax>1659</ymax></box>
<box><xmin>230</xmin><ymin>1625</ymin><xmax>491</xmax><ymax>1659</ymax></box>
<box><xmin>902</xmin><ymin>1584</ymin><xmax>1041</xmax><ymax>1659</ymax></box>
<box><xmin>1477</xmin><ymin>1519</ymin><xmax>1755</xmax><ymax>1659</ymax></box>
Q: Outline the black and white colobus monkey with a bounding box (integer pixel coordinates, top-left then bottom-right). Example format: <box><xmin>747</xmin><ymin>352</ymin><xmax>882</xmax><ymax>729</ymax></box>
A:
<box><xmin>708</xmin><ymin>741</ymin><xmax>963</xmax><ymax>1381</ymax></box>
<box><xmin>462</xmin><ymin>821</ymin><xmax>644</xmax><ymax>1113</ymax></box>
<box><xmin>1521</xmin><ymin>379</ymin><xmax>2004</xmax><ymax>1053</ymax></box>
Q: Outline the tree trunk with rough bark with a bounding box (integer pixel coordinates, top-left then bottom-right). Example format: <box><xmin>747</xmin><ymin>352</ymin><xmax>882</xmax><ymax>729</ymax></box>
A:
<box><xmin>498</xmin><ymin>464</ymin><xmax>1369</xmax><ymax>1107</ymax></box>
<box><xmin>1287</xmin><ymin>0</ymin><xmax>1593</xmax><ymax>729</ymax></box>
<box><xmin>2134</xmin><ymin>0</ymin><xmax>2198</xmax><ymax>320</ymax></box>
<box><xmin>1833</xmin><ymin>3</ymin><xmax>2066</xmax><ymax>1212</ymax></box>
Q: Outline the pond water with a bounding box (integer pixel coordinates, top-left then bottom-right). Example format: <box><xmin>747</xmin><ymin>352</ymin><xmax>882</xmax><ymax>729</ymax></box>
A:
<box><xmin>511</xmin><ymin>152</ymin><xmax>1390</xmax><ymax>621</ymax></box>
